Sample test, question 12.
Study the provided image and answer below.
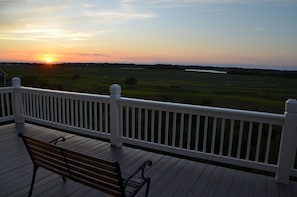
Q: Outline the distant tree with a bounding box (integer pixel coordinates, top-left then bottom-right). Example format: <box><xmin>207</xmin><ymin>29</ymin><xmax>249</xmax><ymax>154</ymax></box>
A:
<box><xmin>72</xmin><ymin>74</ymin><xmax>80</xmax><ymax>79</ymax></box>
<box><xmin>125</xmin><ymin>77</ymin><xmax>138</xmax><ymax>85</ymax></box>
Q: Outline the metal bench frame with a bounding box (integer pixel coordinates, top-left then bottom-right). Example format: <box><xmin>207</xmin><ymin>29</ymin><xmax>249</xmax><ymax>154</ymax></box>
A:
<box><xmin>19</xmin><ymin>133</ymin><xmax>152</xmax><ymax>197</ymax></box>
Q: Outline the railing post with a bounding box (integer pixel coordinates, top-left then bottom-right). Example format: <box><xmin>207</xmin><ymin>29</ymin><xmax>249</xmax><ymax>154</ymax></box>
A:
<box><xmin>276</xmin><ymin>99</ymin><xmax>297</xmax><ymax>184</ymax></box>
<box><xmin>12</xmin><ymin>77</ymin><xmax>24</xmax><ymax>123</ymax></box>
<box><xmin>109</xmin><ymin>84</ymin><xmax>122</xmax><ymax>148</ymax></box>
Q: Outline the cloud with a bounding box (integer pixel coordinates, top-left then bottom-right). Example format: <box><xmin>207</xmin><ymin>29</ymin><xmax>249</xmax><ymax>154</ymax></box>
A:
<box><xmin>0</xmin><ymin>1</ymin><xmax>157</xmax><ymax>42</ymax></box>
<box><xmin>0</xmin><ymin>0</ymin><xmax>21</xmax><ymax>8</ymax></box>
<box><xmin>121</xmin><ymin>0</ymin><xmax>224</xmax><ymax>2</ymax></box>
<box><xmin>119</xmin><ymin>0</ymin><xmax>237</xmax><ymax>9</ymax></box>
<box><xmin>254</xmin><ymin>27</ymin><xmax>265</xmax><ymax>31</ymax></box>
<box><xmin>121</xmin><ymin>0</ymin><xmax>236</xmax><ymax>5</ymax></box>
<box><xmin>240</xmin><ymin>27</ymin><xmax>265</xmax><ymax>32</ymax></box>
<box><xmin>64</xmin><ymin>53</ymin><xmax>110</xmax><ymax>57</ymax></box>
<box><xmin>85</xmin><ymin>10</ymin><xmax>156</xmax><ymax>24</ymax></box>
<box><xmin>0</xmin><ymin>28</ymin><xmax>96</xmax><ymax>41</ymax></box>
<box><xmin>121</xmin><ymin>0</ymin><xmax>297</xmax><ymax>6</ymax></box>
<box><xmin>84</xmin><ymin>1</ymin><xmax>157</xmax><ymax>23</ymax></box>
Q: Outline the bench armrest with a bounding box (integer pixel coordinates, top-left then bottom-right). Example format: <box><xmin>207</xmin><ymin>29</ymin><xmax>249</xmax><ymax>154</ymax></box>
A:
<box><xmin>48</xmin><ymin>136</ymin><xmax>66</xmax><ymax>145</ymax></box>
<box><xmin>124</xmin><ymin>160</ymin><xmax>152</xmax><ymax>186</ymax></box>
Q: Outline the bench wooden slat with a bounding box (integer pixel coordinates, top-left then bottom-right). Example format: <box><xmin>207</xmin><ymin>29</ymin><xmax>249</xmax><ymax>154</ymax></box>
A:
<box><xmin>29</xmin><ymin>145</ymin><xmax>120</xmax><ymax>182</ymax></box>
<box><xmin>68</xmin><ymin>175</ymin><xmax>122</xmax><ymax>196</ymax></box>
<box><xmin>32</xmin><ymin>150</ymin><xmax>121</xmax><ymax>189</ymax></box>
<box><xmin>26</xmin><ymin>137</ymin><xmax>62</xmax><ymax>154</ymax></box>
<box><xmin>66</xmin><ymin>159</ymin><xmax>119</xmax><ymax>182</ymax></box>
<box><xmin>35</xmin><ymin>160</ymin><xmax>69</xmax><ymax>178</ymax></box>
<box><xmin>60</xmin><ymin>144</ymin><xmax>115</xmax><ymax>165</ymax></box>
<box><xmin>29</xmin><ymin>146</ymin><xmax>64</xmax><ymax>161</ymax></box>
<box><xmin>31</xmin><ymin>151</ymin><xmax>67</xmax><ymax>170</ymax></box>
<box><xmin>26</xmin><ymin>136</ymin><xmax>118</xmax><ymax>173</ymax></box>
<box><xmin>62</xmin><ymin>151</ymin><xmax>117</xmax><ymax>173</ymax></box>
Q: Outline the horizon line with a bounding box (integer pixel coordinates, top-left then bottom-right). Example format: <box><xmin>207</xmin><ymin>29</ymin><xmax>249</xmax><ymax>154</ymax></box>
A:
<box><xmin>0</xmin><ymin>61</ymin><xmax>296</xmax><ymax>71</ymax></box>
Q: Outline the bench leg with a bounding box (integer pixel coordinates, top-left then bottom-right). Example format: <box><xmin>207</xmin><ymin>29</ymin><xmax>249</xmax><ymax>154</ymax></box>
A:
<box><xmin>145</xmin><ymin>178</ymin><xmax>150</xmax><ymax>197</ymax></box>
<box><xmin>62</xmin><ymin>176</ymin><xmax>66</xmax><ymax>182</ymax></box>
<box><xmin>28</xmin><ymin>165</ymin><xmax>38</xmax><ymax>197</ymax></box>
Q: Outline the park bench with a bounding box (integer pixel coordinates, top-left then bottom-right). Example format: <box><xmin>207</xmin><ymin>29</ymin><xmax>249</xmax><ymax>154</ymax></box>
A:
<box><xmin>19</xmin><ymin>133</ymin><xmax>152</xmax><ymax>197</ymax></box>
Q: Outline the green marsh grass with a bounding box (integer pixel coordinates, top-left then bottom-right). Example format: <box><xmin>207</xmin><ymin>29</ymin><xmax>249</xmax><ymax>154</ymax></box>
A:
<box><xmin>1</xmin><ymin>64</ymin><xmax>296</xmax><ymax>113</ymax></box>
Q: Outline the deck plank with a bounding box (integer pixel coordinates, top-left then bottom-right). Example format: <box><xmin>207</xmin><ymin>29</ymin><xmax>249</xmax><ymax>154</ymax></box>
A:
<box><xmin>1</xmin><ymin>122</ymin><xmax>297</xmax><ymax>197</ymax></box>
<box><xmin>237</xmin><ymin>170</ymin><xmax>257</xmax><ymax>197</ymax></box>
<box><xmin>291</xmin><ymin>181</ymin><xmax>297</xmax><ymax>197</ymax></box>
<box><xmin>200</xmin><ymin>165</ymin><xmax>227</xmax><ymax>197</ymax></box>
<box><xmin>267</xmin><ymin>178</ymin><xmax>280</xmax><ymax>197</ymax></box>
<box><xmin>187</xmin><ymin>163</ymin><xmax>218</xmax><ymax>196</ymax></box>
<box><xmin>228</xmin><ymin>170</ymin><xmax>250</xmax><ymax>197</ymax></box>
<box><xmin>213</xmin><ymin>166</ymin><xmax>235</xmax><ymax>197</ymax></box>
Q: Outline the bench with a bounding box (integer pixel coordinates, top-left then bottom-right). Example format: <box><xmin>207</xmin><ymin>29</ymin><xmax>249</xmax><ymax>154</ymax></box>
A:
<box><xmin>19</xmin><ymin>133</ymin><xmax>152</xmax><ymax>197</ymax></box>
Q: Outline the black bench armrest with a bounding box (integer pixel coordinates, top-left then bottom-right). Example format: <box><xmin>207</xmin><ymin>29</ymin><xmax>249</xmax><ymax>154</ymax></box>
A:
<box><xmin>124</xmin><ymin>160</ymin><xmax>152</xmax><ymax>186</ymax></box>
<box><xmin>48</xmin><ymin>136</ymin><xmax>66</xmax><ymax>145</ymax></box>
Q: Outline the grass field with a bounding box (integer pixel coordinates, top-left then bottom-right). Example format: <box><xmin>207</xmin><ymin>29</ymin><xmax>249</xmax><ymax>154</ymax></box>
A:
<box><xmin>1</xmin><ymin>63</ymin><xmax>297</xmax><ymax>113</ymax></box>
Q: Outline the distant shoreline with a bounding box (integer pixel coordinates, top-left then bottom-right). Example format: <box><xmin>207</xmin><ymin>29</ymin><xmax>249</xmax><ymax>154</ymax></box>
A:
<box><xmin>185</xmin><ymin>69</ymin><xmax>227</xmax><ymax>74</ymax></box>
<box><xmin>0</xmin><ymin>61</ymin><xmax>296</xmax><ymax>71</ymax></box>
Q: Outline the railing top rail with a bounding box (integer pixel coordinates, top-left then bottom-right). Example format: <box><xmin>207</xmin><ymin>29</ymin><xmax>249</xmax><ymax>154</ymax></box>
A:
<box><xmin>21</xmin><ymin>86</ymin><xmax>110</xmax><ymax>101</ymax></box>
<box><xmin>119</xmin><ymin>97</ymin><xmax>285</xmax><ymax>125</ymax></box>
<box><xmin>4</xmin><ymin>84</ymin><xmax>285</xmax><ymax>125</ymax></box>
<box><xmin>0</xmin><ymin>87</ymin><xmax>14</xmax><ymax>93</ymax></box>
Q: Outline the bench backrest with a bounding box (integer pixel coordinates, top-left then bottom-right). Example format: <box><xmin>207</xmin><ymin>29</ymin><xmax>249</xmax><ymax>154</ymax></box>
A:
<box><xmin>21</xmin><ymin>135</ymin><xmax>125</xmax><ymax>196</ymax></box>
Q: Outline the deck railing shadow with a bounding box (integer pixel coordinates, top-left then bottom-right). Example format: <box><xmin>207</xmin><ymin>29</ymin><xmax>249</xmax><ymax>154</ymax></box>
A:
<box><xmin>0</xmin><ymin>77</ymin><xmax>296</xmax><ymax>184</ymax></box>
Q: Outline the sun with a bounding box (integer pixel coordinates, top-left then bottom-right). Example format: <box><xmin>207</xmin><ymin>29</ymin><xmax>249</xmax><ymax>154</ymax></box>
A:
<box><xmin>46</xmin><ymin>58</ymin><xmax>52</xmax><ymax>64</ymax></box>
<box><xmin>39</xmin><ymin>54</ymin><xmax>57</xmax><ymax>65</ymax></box>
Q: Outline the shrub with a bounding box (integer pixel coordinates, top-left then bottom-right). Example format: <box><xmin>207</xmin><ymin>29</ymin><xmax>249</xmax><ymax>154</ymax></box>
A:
<box><xmin>72</xmin><ymin>74</ymin><xmax>80</xmax><ymax>79</ymax></box>
<box><xmin>125</xmin><ymin>77</ymin><xmax>138</xmax><ymax>85</ymax></box>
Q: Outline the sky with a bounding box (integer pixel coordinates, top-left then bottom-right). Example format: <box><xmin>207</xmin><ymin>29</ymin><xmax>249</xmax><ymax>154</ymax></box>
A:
<box><xmin>0</xmin><ymin>0</ymin><xmax>296</xmax><ymax>70</ymax></box>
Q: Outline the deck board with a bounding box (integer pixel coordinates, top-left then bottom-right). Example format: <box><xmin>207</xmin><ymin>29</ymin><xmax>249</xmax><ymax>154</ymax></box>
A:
<box><xmin>200</xmin><ymin>165</ymin><xmax>226</xmax><ymax>197</ymax></box>
<box><xmin>1</xmin><ymin>122</ymin><xmax>297</xmax><ymax>197</ymax></box>
<box><xmin>229</xmin><ymin>171</ymin><xmax>249</xmax><ymax>197</ymax></box>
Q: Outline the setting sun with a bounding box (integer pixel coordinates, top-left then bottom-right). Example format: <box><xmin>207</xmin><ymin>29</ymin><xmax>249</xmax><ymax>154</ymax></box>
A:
<box><xmin>46</xmin><ymin>58</ymin><xmax>52</xmax><ymax>64</ymax></box>
<box><xmin>39</xmin><ymin>54</ymin><xmax>58</xmax><ymax>64</ymax></box>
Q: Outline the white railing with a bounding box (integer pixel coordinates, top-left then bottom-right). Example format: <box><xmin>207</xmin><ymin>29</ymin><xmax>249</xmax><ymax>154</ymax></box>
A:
<box><xmin>0</xmin><ymin>87</ymin><xmax>14</xmax><ymax>123</ymax></box>
<box><xmin>4</xmin><ymin>77</ymin><xmax>297</xmax><ymax>184</ymax></box>
<box><xmin>118</xmin><ymin>97</ymin><xmax>284</xmax><ymax>173</ymax></box>
<box><xmin>20</xmin><ymin>87</ymin><xmax>110</xmax><ymax>140</ymax></box>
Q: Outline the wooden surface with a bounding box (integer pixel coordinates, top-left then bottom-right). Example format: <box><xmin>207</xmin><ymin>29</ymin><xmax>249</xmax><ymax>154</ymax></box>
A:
<box><xmin>1</xmin><ymin>123</ymin><xmax>297</xmax><ymax>197</ymax></box>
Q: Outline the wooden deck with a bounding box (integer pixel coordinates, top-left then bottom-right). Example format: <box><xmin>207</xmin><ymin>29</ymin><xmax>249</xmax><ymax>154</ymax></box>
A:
<box><xmin>1</xmin><ymin>123</ymin><xmax>297</xmax><ymax>197</ymax></box>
